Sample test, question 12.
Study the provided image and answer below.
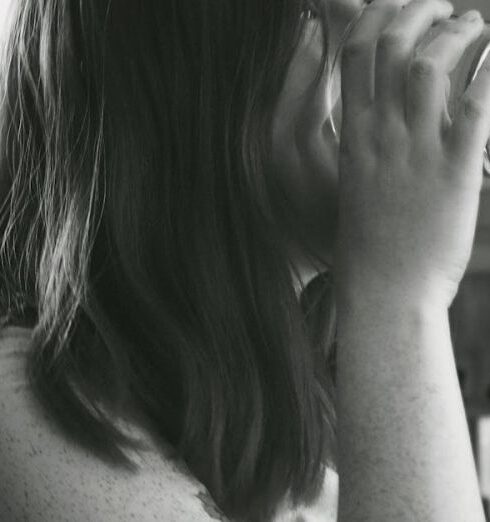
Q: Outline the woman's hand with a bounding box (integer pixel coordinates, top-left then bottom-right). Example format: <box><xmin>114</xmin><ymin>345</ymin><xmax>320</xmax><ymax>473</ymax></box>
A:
<box><xmin>334</xmin><ymin>0</ymin><xmax>490</xmax><ymax>308</ymax></box>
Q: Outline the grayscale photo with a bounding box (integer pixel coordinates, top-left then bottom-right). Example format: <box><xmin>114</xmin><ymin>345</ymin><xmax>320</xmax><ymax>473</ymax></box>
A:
<box><xmin>0</xmin><ymin>0</ymin><xmax>490</xmax><ymax>520</ymax></box>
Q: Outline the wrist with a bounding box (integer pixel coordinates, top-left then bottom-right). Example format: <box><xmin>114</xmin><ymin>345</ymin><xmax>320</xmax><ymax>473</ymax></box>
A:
<box><xmin>333</xmin><ymin>251</ymin><xmax>460</xmax><ymax>312</ymax></box>
<box><xmin>334</xmin><ymin>271</ymin><xmax>450</xmax><ymax>318</ymax></box>
<box><xmin>334</xmin><ymin>279</ymin><xmax>452</xmax><ymax>361</ymax></box>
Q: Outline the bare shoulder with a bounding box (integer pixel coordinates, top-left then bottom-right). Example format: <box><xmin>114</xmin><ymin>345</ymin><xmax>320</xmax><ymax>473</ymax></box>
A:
<box><xmin>0</xmin><ymin>328</ymin><xmax>228</xmax><ymax>522</ymax></box>
<box><xmin>0</xmin><ymin>327</ymin><xmax>338</xmax><ymax>521</ymax></box>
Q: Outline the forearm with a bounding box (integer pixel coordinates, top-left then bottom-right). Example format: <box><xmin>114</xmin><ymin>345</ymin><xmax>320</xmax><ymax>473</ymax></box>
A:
<box><xmin>335</xmin><ymin>287</ymin><xmax>485</xmax><ymax>522</ymax></box>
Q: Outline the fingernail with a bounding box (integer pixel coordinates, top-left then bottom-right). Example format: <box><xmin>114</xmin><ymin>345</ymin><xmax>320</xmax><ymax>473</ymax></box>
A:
<box><xmin>462</xmin><ymin>10</ymin><xmax>483</xmax><ymax>23</ymax></box>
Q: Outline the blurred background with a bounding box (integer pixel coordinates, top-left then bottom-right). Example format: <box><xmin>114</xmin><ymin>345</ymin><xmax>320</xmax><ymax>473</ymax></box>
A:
<box><xmin>0</xmin><ymin>0</ymin><xmax>489</xmax><ymax>518</ymax></box>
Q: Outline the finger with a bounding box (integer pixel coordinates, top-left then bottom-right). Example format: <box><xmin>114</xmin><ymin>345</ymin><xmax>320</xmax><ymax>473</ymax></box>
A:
<box><xmin>374</xmin><ymin>0</ymin><xmax>454</xmax><ymax>117</ymax></box>
<box><xmin>419</xmin><ymin>11</ymin><xmax>484</xmax><ymax>74</ymax></box>
<box><xmin>406</xmin><ymin>11</ymin><xmax>485</xmax><ymax>133</ymax></box>
<box><xmin>418</xmin><ymin>11</ymin><xmax>485</xmax><ymax>130</ymax></box>
<box><xmin>447</xmin><ymin>51</ymin><xmax>490</xmax><ymax>181</ymax></box>
<box><xmin>340</xmin><ymin>0</ymin><xmax>408</xmax><ymax>119</ymax></box>
<box><xmin>405</xmin><ymin>54</ymin><xmax>448</xmax><ymax>139</ymax></box>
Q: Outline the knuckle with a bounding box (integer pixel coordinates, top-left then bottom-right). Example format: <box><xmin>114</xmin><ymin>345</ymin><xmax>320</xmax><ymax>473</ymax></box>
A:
<box><xmin>461</xmin><ymin>96</ymin><xmax>486</xmax><ymax>120</ymax></box>
<box><xmin>411</xmin><ymin>0</ymin><xmax>432</xmax><ymax>8</ymax></box>
<box><xmin>343</xmin><ymin>39</ymin><xmax>366</xmax><ymax>60</ymax></box>
<box><xmin>410</xmin><ymin>57</ymin><xmax>439</xmax><ymax>80</ymax></box>
<box><xmin>412</xmin><ymin>0</ymin><xmax>454</xmax><ymax>15</ymax></box>
<box><xmin>377</xmin><ymin>30</ymin><xmax>407</xmax><ymax>53</ymax></box>
<box><xmin>439</xmin><ymin>19</ymin><xmax>465</xmax><ymax>35</ymax></box>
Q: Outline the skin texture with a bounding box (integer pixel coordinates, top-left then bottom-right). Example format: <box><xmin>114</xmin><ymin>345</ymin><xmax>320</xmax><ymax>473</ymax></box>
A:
<box><xmin>335</xmin><ymin>0</ymin><xmax>490</xmax><ymax>307</ymax></box>
<box><xmin>272</xmin><ymin>0</ymin><xmax>364</xmax><ymax>291</ymax></box>
<box><xmin>314</xmin><ymin>0</ymin><xmax>490</xmax><ymax>519</ymax></box>
<box><xmin>273</xmin><ymin>0</ymin><xmax>490</xmax><ymax>301</ymax></box>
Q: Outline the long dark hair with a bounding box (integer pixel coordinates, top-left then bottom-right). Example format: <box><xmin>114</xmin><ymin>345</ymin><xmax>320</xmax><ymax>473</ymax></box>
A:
<box><xmin>0</xmin><ymin>0</ymin><xmax>337</xmax><ymax>519</ymax></box>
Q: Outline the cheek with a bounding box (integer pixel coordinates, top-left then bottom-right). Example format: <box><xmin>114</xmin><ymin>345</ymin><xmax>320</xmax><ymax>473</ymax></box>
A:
<box><xmin>270</xmin><ymin>22</ymin><xmax>340</xmax><ymax>225</ymax></box>
<box><xmin>272</xmin><ymin>22</ymin><xmax>327</xmax><ymax>145</ymax></box>
<box><xmin>269</xmin><ymin>1</ymin><xmax>367</xmax><ymax>259</ymax></box>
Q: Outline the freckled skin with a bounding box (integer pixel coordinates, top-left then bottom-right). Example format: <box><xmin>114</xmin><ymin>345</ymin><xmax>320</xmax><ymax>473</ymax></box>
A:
<box><xmin>0</xmin><ymin>326</ymin><xmax>339</xmax><ymax>520</ymax></box>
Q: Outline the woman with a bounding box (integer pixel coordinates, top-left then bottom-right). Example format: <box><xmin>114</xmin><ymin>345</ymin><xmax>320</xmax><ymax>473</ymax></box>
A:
<box><xmin>0</xmin><ymin>0</ymin><xmax>488</xmax><ymax>520</ymax></box>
